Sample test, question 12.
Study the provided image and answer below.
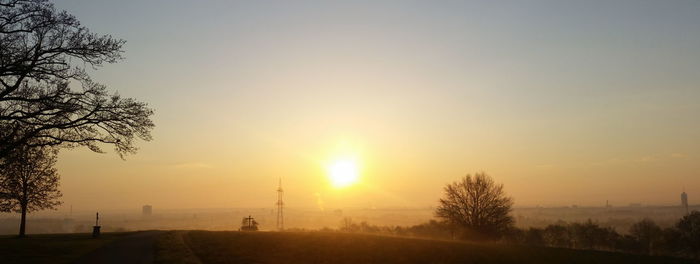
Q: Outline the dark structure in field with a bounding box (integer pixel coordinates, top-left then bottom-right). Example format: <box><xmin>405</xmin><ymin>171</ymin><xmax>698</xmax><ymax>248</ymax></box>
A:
<box><xmin>681</xmin><ymin>191</ymin><xmax>689</xmax><ymax>215</ymax></box>
<box><xmin>241</xmin><ymin>215</ymin><xmax>259</xmax><ymax>231</ymax></box>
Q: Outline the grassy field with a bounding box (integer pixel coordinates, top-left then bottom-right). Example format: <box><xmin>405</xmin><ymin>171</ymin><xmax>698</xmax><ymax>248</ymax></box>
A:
<box><xmin>0</xmin><ymin>232</ymin><xmax>131</xmax><ymax>264</ymax></box>
<box><xmin>2</xmin><ymin>231</ymin><xmax>697</xmax><ymax>264</ymax></box>
<box><xmin>179</xmin><ymin>231</ymin><xmax>697</xmax><ymax>264</ymax></box>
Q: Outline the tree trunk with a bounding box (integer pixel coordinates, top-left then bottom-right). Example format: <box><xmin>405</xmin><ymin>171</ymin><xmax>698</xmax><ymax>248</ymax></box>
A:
<box><xmin>18</xmin><ymin>204</ymin><xmax>27</xmax><ymax>237</ymax></box>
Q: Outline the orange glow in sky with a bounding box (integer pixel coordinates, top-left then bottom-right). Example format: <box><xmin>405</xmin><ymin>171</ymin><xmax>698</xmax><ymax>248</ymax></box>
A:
<box><xmin>33</xmin><ymin>0</ymin><xmax>700</xmax><ymax>213</ymax></box>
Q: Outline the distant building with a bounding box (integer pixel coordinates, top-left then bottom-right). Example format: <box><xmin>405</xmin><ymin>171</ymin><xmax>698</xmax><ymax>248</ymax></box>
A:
<box><xmin>681</xmin><ymin>192</ymin><xmax>689</xmax><ymax>215</ymax></box>
<box><xmin>142</xmin><ymin>205</ymin><xmax>152</xmax><ymax>217</ymax></box>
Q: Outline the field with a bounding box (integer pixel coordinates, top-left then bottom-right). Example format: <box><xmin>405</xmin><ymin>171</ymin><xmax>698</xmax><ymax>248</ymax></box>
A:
<box><xmin>1</xmin><ymin>231</ymin><xmax>696</xmax><ymax>264</ymax></box>
<box><xmin>164</xmin><ymin>231</ymin><xmax>696</xmax><ymax>264</ymax></box>
<box><xmin>0</xmin><ymin>232</ymin><xmax>130</xmax><ymax>264</ymax></box>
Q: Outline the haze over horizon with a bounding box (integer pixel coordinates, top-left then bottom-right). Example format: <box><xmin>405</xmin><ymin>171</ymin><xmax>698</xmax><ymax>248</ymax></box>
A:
<box><xmin>20</xmin><ymin>0</ymin><xmax>699</xmax><ymax>213</ymax></box>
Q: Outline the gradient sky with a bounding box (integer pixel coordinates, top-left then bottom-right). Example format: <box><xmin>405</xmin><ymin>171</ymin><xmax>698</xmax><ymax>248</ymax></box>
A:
<box><xmin>41</xmin><ymin>0</ymin><xmax>700</xmax><ymax>212</ymax></box>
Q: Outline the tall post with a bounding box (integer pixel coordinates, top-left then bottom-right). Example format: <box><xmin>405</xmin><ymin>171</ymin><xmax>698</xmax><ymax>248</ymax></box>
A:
<box><xmin>276</xmin><ymin>178</ymin><xmax>284</xmax><ymax>231</ymax></box>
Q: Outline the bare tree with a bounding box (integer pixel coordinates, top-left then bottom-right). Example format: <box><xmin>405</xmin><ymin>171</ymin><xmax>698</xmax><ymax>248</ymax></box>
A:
<box><xmin>436</xmin><ymin>172</ymin><xmax>514</xmax><ymax>240</ymax></box>
<box><xmin>0</xmin><ymin>0</ymin><xmax>154</xmax><ymax>159</ymax></box>
<box><xmin>0</xmin><ymin>145</ymin><xmax>61</xmax><ymax>237</ymax></box>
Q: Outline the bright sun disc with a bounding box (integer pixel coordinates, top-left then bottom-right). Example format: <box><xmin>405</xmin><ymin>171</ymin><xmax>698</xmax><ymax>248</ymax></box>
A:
<box><xmin>327</xmin><ymin>159</ymin><xmax>359</xmax><ymax>188</ymax></box>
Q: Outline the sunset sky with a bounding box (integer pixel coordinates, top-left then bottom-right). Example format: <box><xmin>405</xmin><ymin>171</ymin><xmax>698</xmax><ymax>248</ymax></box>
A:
<box><xmin>45</xmin><ymin>0</ymin><xmax>700</xmax><ymax>212</ymax></box>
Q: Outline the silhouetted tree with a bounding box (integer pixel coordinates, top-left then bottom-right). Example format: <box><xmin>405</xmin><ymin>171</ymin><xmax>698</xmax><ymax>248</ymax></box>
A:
<box><xmin>340</xmin><ymin>217</ymin><xmax>356</xmax><ymax>232</ymax></box>
<box><xmin>676</xmin><ymin>211</ymin><xmax>700</xmax><ymax>258</ymax></box>
<box><xmin>524</xmin><ymin>227</ymin><xmax>545</xmax><ymax>246</ymax></box>
<box><xmin>629</xmin><ymin>218</ymin><xmax>662</xmax><ymax>255</ymax></box>
<box><xmin>436</xmin><ymin>172</ymin><xmax>514</xmax><ymax>240</ymax></box>
<box><xmin>501</xmin><ymin>226</ymin><xmax>525</xmax><ymax>244</ymax></box>
<box><xmin>404</xmin><ymin>220</ymin><xmax>454</xmax><ymax>239</ymax></box>
<box><xmin>0</xmin><ymin>145</ymin><xmax>61</xmax><ymax>237</ymax></box>
<box><xmin>543</xmin><ymin>224</ymin><xmax>571</xmax><ymax>248</ymax></box>
<box><xmin>569</xmin><ymin>219</ymin><xmax>617</xmax><ymax>250</ymax></box>
<box><xmin>0</xmin><ymin>0</ymin><xmax>154</xmax><ymax>159</ymax></box>
<box><xmin>489</xmin><ymin>216</ymin><xmax>700</xmax><ymax>258</ymax></box>
<box><xmin>659</xmin><ymin>227</ymin><xmax>684</xmax><ymax>256</ymax></box>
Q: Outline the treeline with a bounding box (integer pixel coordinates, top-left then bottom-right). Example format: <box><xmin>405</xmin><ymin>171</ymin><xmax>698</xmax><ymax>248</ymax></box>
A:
<box><xmin>338</xmin><ymin>218</ymin><xmax>453</xmax><ymax>240</ymax></box>
<box><xmin>337</xmin><ymin>211</ymin><xmax>700</xmax><ymax>259</ymax></box>
<box><xmin>504</xmin><ymin>213</ymin><xmax>699</xmax><ymax>259</ymax></box>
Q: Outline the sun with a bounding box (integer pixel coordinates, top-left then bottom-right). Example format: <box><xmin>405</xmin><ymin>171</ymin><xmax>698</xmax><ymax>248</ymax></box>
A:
<box><xmin>327</xmin><ymin>158</ymin><xmax>360</xmax><ymax>188</ymax></box>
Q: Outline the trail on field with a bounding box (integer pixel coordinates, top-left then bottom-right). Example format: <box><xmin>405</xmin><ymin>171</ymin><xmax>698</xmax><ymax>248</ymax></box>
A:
<box><xmin>72</xmin><ymin>231</ymin><xmax>164</xmax><ymax>264</ymax></box>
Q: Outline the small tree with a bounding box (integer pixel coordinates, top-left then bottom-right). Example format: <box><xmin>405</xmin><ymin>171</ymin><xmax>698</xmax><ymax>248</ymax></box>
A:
<box><xmin>524</xmin><ymin>228</ymin><xmax>545</xmax><ymax>246</ymax></box>
<box><xmin>543</xmin><ymin>224</ymin><xmax>571</xmax><ymax>248</ymax></box>
<box><xmin>659</xmin><ymin>227</ymin><xmax>684</xmax><ymax>256</ymax></box>
<box><xmin>0</xmin><ymin>145</ymin><xmax>61</xmax><ymax>237</ymax></box>
<box><xmin>629</xmin><ymin>218</ymin><xmax>662</xmax><ymax>255</ymax></box>
<box><xmin>569</xmin><ymin>219</ymin><xmax>617</xmax><ymax>250</ymax></box>
<box><xmin>436</xmin><ymin>172</ymin><xmax>514</xmax><ymax>240</ymax></box>
<box><xmin>340</xmin><ymin>217</ymin><xmax>357</xmax><ymax>232</ymax></box>
<box><xmin>676</xmin><ymin>211</ymin><xmax>700</xmax><ymax>258</ymax></box>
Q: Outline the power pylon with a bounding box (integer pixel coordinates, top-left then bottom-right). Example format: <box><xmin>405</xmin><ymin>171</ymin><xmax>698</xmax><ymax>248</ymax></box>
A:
<box><xmin>276</xmin><ymin>178</ymin><xmax>284</xmax><ymax>231</ymax></box>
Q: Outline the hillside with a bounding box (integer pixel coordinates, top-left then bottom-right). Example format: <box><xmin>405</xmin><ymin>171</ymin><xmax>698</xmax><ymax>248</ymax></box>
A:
<box><xmin>0</xmin><ymin>232</ymin><xmax>132</xmax><ymax>264</ymax></box>
<box><xmin>2</xmin><ymin>231</ymin><xmax>695</xmax><ymax>264</ymax></box>
<box><xmin>161</xmin><ymin>231</ymin><xmax>696</xmax><ymax>264</ymax></box>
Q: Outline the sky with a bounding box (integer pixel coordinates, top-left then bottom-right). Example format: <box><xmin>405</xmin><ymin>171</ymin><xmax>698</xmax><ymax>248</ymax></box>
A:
<box><xmin>39</xmin><ymin>0</ymin><xmax>700</xmax><ymax>212</ymax></box>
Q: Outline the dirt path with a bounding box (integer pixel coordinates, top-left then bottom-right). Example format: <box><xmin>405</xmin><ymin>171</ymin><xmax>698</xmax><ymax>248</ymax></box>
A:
<box><xmin>155</xmin><ymin>231</ymin><xmax>203</xmax><ymax>264</ymax></box>
<box><xmin>72</xmin><ymin>231</ymin><xmax>164</xmax><ymax>264</ymax></box>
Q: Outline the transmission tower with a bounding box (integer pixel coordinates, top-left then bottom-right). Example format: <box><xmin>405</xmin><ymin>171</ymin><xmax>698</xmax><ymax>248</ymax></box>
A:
<box><xmin>276</xmin><ymin>177</ymin><xmax>284</xmax><ymax>231</ymax></box>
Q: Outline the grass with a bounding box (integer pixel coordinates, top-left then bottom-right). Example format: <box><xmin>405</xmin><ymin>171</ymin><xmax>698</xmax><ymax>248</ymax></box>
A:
<box><xmin>0</xmin><ymin>232</ymin><xmax>131</xmax><ymax>264</ymax></box>
<box><xmin>181</xmin><ymin>231</ymin><xmax>697</xmax><ymax>264</ymax></box>
<box><xmin>154</xmin><ymin>231</ymin><xmax>202</xmax><ymax>264</ymax></box>
<box><xmin>2</xmin><ymin>230</ymin><xmax>696</xmax><ymax>263</ymax></box>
